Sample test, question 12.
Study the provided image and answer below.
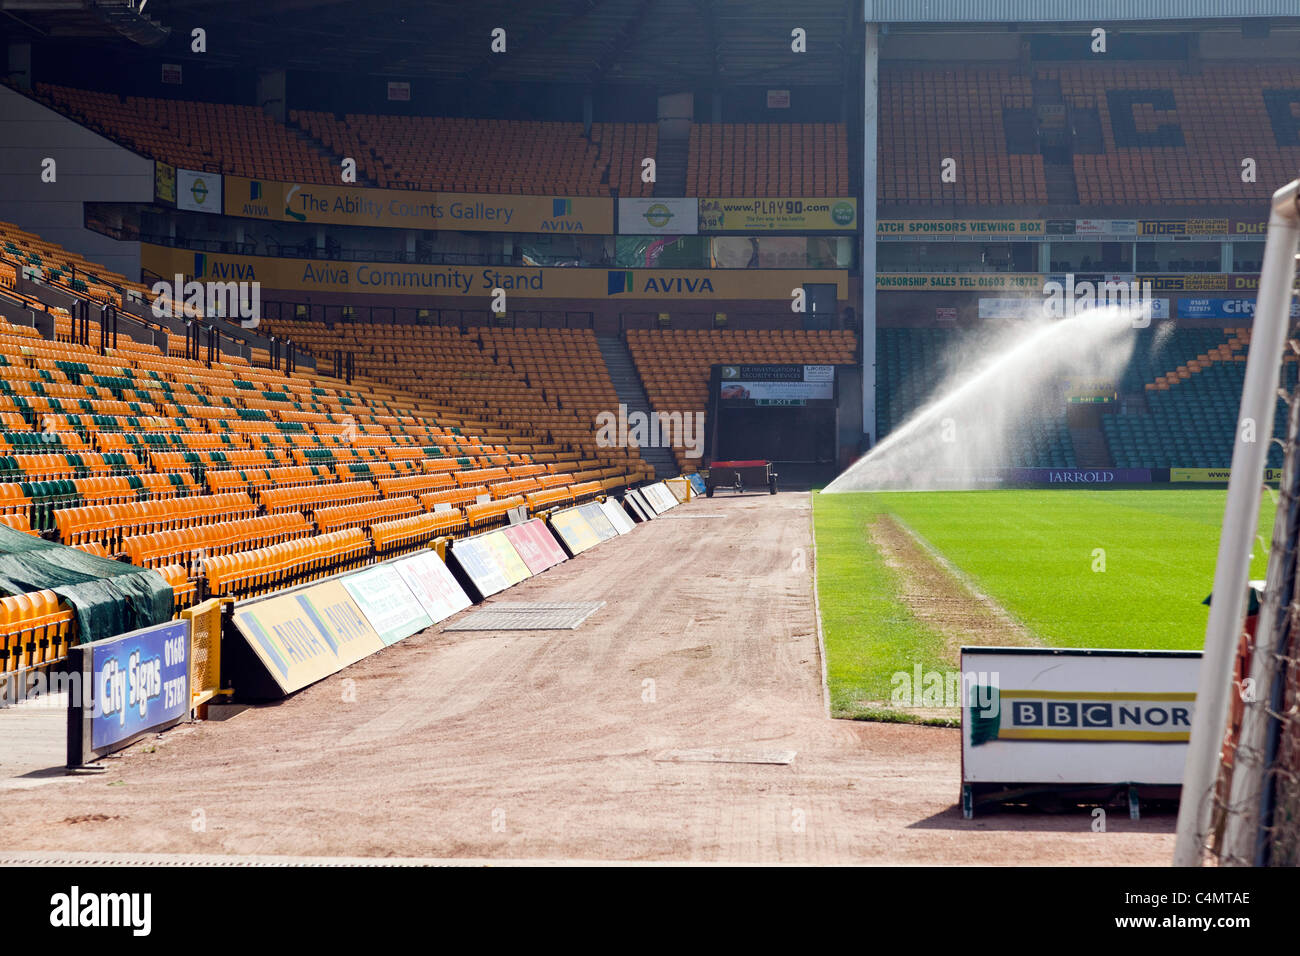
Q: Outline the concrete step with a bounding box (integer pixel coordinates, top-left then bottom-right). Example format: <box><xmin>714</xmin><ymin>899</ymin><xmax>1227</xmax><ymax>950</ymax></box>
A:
<box><xmin>595</xmin><ymin>334</ymin><xmax>679</xmax><ymax>479</ymax></box>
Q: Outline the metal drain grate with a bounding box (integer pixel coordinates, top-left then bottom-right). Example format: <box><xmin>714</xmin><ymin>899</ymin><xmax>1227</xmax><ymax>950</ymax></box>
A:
<box><xmin>654</xmin><ymin>748</ymin><xmax>797</xmax><ymax>765</ymax></box>
<box><xmin>443</xmin><ymin>601</ymin><xmax>606</xmax><ymax>631</ymax></box>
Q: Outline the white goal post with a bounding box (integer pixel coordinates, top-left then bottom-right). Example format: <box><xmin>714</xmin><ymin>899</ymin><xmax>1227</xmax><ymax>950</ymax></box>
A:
<box><xmin>1173</xmin><ymin>178</ymin><xmax>1300</xmax><ymax>866</ymax></box>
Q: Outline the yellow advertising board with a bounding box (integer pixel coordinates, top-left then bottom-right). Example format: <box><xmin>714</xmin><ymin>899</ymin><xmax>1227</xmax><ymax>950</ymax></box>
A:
<box><xmin>876</xmin><ymin>273</ymin><xmax>1045</xmax><ymax>291</ymax></box>
<box><xmin>698</xmin><ymin>197</ymin><xmax>857</xmax><ymax>232</ymax></box>
<box><xmin>231</xmin><ymin>581</ymin><xmax>384</xmax><ymax>694</ymax></box>
<box><xmin>223</xmin><ymin>175</ymin><xmax>613</xmax><ymax>233</ymax></box>
<box><xmin>549</xmin><ymin>508</ymin><xmax>601</xmax><ymax>555</ymax></box>
<box><xmin>877</xmin><ymin>219</ymin><xmax>1045</xmax><ymax>237</ymax></box>
<box><xmin>1170</xmin><ymin>468</ymin><xmax>1282</xmax><ymax>483</ymax></box>
<box><xmin>141</xmin><ymin>243</ymin><xmax>848</xmax><ymax>301</ymax></box>
<box><xmin>154</xmin><ymin>161</ymin><xmax>176</xmax><ymax>206</ymax></box>
<box><xmin>480</xmin><ymin>530</ymin><xmax>532</xmax><ymax>585</ymax></box>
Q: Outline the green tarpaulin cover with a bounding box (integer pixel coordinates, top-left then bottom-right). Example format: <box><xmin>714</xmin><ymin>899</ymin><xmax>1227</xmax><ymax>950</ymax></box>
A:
<box><xmin>0</xmin><ymin>525</ymin><xmax>172</xmax><ymax>642</ymax></box>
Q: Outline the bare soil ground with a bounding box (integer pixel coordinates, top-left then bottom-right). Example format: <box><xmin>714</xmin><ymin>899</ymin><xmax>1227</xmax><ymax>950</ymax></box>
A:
<box><xmin>0</xmin><ymin>493</ymin><xmax>1174</xmax><ymax>864</ymax></box>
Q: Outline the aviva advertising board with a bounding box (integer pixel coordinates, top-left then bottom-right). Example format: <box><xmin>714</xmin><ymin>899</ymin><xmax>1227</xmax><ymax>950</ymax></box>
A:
<box><xmin>223</xmin><ymin>175</ymin><xmax>613</xmax><ymax>233</ymax></box>
<box><xmin>141</xmin><ymin>243</ymin><xmax>847</xmax><ymax>301</ymax></box>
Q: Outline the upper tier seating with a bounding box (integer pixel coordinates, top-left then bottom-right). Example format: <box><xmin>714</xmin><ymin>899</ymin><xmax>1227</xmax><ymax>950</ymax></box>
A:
<box><xmin>1060</xmin><ymin>65</ymin><xmax>1300</xmax><ymax>205</ymax></box>
<box><xmin>686</xmin><ymin>124</ymin><xmax>848</xmax><ymax>196</ymax></box>
<box><xmin>878</xmin><ymin>69</ymin><xmax>1047</xmax><ymax>206</ymax></box>
<box><xmin>292</xmin><ymin>112</ymin><xmax>654</xmax><ymax>196</ymax></box>
<box><xmin>38</xmin><ymin>84</ymin><xmax>338</xmax><ymax>183</ymax></box>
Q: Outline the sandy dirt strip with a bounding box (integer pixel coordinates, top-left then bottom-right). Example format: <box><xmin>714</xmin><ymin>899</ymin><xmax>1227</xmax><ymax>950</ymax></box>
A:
<box><xmin>0</xmin><ymin>493</ymin><xmax>1174</xmax><ymax>864</ymax></box>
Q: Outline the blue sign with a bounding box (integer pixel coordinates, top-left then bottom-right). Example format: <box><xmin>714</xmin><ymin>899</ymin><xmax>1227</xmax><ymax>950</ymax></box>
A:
<box><xmin>688</xmin><ymin>474</ymin><xmax>707</xmax><ymax>496</ymax></box>
<box><xmin>90</xmin><ymin>620</ymin><xmax>190</xmax><ymax>752</ymax></box>
<box><xmin>1178</xmin><ymin>296</ymin><xmax>1300</xmax><ymax>320</ymax></box>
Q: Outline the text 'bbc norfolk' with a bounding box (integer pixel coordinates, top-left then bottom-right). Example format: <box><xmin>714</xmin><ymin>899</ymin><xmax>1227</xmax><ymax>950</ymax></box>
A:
<box><xmin>50</xmin><ymin>886</ymin><xmax>151</xmax><ymax>937</ymax></box>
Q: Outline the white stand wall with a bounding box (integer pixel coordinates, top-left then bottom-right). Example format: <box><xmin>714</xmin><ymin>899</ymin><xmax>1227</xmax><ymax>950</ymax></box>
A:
<box><xmin>0</xmin><ymin>85</ymin><xmax>152</xmax><ymax>279</ymax></box>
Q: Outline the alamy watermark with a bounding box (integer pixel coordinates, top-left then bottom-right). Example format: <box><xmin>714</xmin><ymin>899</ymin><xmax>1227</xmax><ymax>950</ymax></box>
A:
<box><xmin>595</xmin><ymin>403</ymin><xmax>704</xmax><ymax>459</ymax></box>
<box><xmin>1043</xmin><ymin>273</ymin><xmax>1153</xmax><ymax>327</ymax></box>
<box><xmin>150</xmin><ymin>273</ymin><xmax>261</xmax><ymax>328</ymax></box>
<box><xmin>891</xmin><ymin>665</ymin><xmax>1001</xmax><ymax>715</ymax></box>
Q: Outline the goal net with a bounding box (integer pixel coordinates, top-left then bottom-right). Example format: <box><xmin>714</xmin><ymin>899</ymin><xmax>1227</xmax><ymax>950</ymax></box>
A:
<box><xmin>1174</xmin><ymin>178</ymin><xmax>1300</xmax><ymax>866</ymax></box>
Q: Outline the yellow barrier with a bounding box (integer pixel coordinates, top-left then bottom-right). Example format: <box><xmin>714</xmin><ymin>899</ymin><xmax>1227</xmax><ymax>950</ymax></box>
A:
<box><xmin>182</xmin><ymin>598</ymin><xmax>229</xmax><ymax>712</ymax></box>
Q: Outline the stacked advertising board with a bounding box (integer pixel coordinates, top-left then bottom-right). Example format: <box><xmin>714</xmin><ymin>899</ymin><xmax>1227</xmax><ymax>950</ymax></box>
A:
<box><xmin>226</xmin><ymin>496</ymin><xmax>668</xmax><ymax>700</ymax></box>
<box><xmin>229</xmin><ymin>549</ymin><xmax>472</xmax><ymax>698</ymax></box>
<box><xmin>68</xmin><ymin>620</ymin><xmax>192</xmax><ymax>767</ymax></box>
<box><xmin>622</xmin><ymin>489</ymin><xmax>654</xmax><ymax>522</ymax></box>
<box><xmin>639</xmin><ymin>483</ymin><xmax>680</xmax><ymax>514</ymax></box>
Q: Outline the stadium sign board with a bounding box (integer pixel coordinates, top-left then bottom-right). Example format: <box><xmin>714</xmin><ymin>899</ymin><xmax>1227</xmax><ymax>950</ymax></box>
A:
<box><xmin>141</xmin><ymin>243</ymin><xmax>848</xmax><ymax>301</ymax></box>
<box><xmin>618</xmin><ymin>198</ymin><xmax>698</xmax><ymax>235</ymax></box>
<box><xmin>877</xmin><ymin>219</ymin><xmax>1043</xmax><ymax>237</ymax></box>
<box><xmin>176</xmin><ymin>168</ymin><xmax>222</xmax><ymax>214</ymax></box>
<box><xmin>700</xmin><ymin>197</ymin><xmax>857</xmax><ymax>232</ymax></box>
<box><xmin>719</xmin><ymin>363</ymin><xmax>834</xmax><ymax>404</ymax></box>
<box><xmin>961</xmin><ymin>648</ymin><xmax>1201</xmax><ymax>801</ymax></box>
<box><xmin>223</xmin><ymin>175</ymin><xmax>614</xmax><ymax>233</ymax></box>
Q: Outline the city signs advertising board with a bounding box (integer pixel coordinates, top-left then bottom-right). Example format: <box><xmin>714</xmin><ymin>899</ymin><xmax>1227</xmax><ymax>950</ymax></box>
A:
<box><xmin>70</xmin><ymin>619</ymin><xmax>191</xmax><ymax>765</ymax></box>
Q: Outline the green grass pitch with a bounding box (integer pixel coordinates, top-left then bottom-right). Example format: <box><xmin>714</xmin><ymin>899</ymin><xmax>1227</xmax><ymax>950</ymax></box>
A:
<box><xmin>812</xmin><ymin>488</ymin><xmax>1276</xmax><ymax>721</ymax></box>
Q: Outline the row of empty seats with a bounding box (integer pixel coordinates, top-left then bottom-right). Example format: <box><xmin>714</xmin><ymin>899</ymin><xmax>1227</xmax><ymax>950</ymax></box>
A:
<box><xmin>263</xmin><ymin>321</ymin><xmax>652</xmax><ymax>483</ymax></box>
<box><xmin>37</xmin><ymin>84</ymin><xmax>338</xmax><ymax>183</ymax></box>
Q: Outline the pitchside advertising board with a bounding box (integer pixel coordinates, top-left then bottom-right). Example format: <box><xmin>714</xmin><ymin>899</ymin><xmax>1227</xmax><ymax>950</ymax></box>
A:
<box><xmin>642</xmin><ymin>483</ymin><xmax>680</xmax><ymax>513</ymax></box>
<box><xmin>624</xmin><ymin>489</ymin><xmax>654</xmax><ymax>521</ymax></box>
<box><xmin>343</xmin><ymin>564</ymin><xmax>433</xmax><ymax>646</ymax></box>
<box><xmin>68</xmin><ymin>619</ymin><xmax>191</xmax><ymax>766</ymax></box>
<box><xmin>598</xmin><ymin>497</ymin><xmax>636</xmax><ymax>534</ymax></box>
<box><xmin>447</xmin><ymin>533</ymin><xmax>518</xmax><ymax>600</ymax></box>
<box><xmin>502</xmin><ymin>518</ymin><xmax>569</xmax><ymax>574</ymax></box>
<box><xmin>228</xmin><ymin>551</ymin><xmax>476</xmax><ymax>698</ymax></box>
<box><xmin>392</xmin><ymin>551</ymin><xmax>474</xmax><ymax>622</ymax></box>
<box><xmin>549</xmin><ymin>506</ymin><xmax>603</xmax><ymax>555</ymax></box>
<box><xmin>960</xmin><ymin>647</ymin><xmax>1201</xmax><ymax>811</ymax></box>
<box><xmin>577</xmin><ymin>502</ymin><xmax>620</xmax><ymax>542</ymax></box>
<box><xmin>231</xmin><ymin>581</ymin><xmax>385</xmax><ymax>694</ymax></box>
